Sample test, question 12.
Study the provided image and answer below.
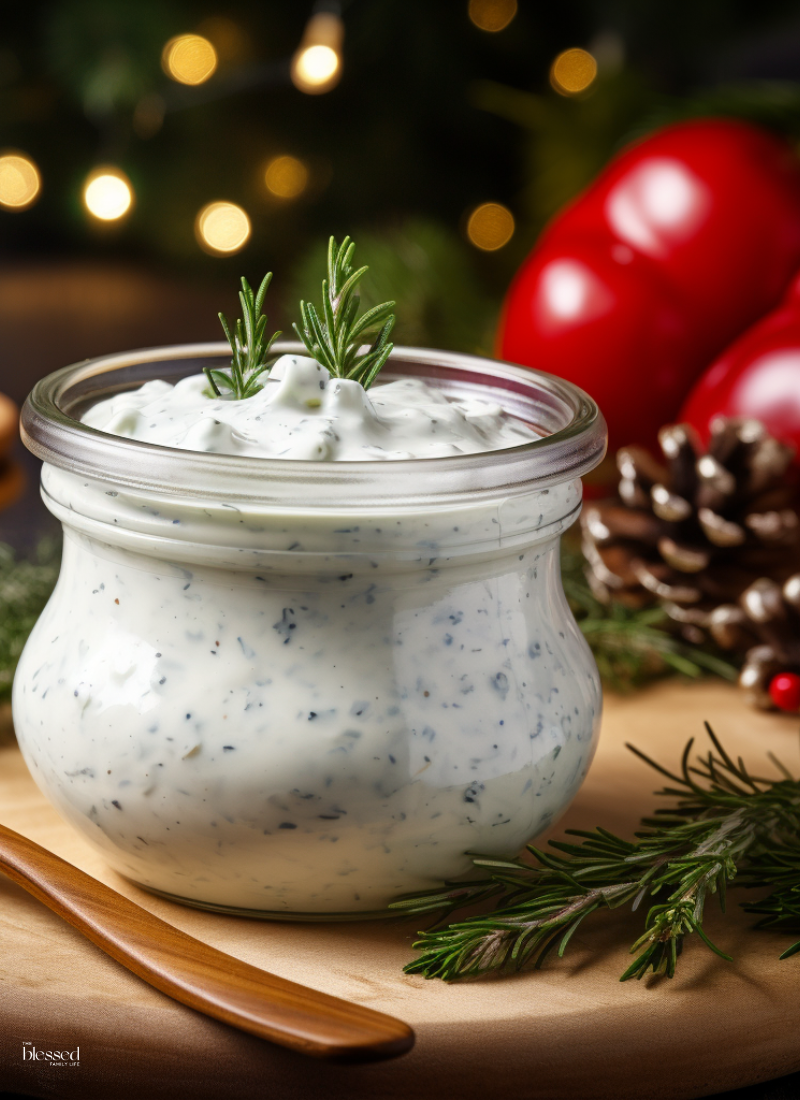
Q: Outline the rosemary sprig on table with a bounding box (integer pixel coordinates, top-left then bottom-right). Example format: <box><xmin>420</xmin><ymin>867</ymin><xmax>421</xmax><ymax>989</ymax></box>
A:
<box><xmin>391</xmin><ymin>725</ymin><xmax>800</xmax><ymax>982</ymax></box>
<box><xmin>740</xmin><ymin>836</ymin><xmax>800</xmax><ymax>958</ymax></box>
<box><xmin>205</xmin><ymin>273</ymin><xmax>282</xmax><ymax>399</ymax></box>
<box><xmin>293</xmin><ymin>235</ymin><xmax>396</xmax><ymax>389</ymax></box>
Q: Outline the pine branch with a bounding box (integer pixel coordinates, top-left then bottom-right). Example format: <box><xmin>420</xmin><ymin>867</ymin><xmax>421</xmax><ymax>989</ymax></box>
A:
<box><xmin>392</xmin><ymin>725</ymin><xmax>800</xmax><ymax>982</ymax></box>
<box><xmin>205</xmin><ymin>273</ymin><xmax>281</xmax><ymax>400</ymax></box>
<box><xmin>293</xmin><ymin>235</ymin><xmax>396</xmax><ymax>388</ymax></box>
<box><xmin>0</xmin><ymin>539</ymin><xmax>60</xmax><ymax>702</ymax></box>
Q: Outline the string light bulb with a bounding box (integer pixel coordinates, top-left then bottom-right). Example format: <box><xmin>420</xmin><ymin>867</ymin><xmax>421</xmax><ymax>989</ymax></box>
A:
<box><xmin>0</xmin><ymin>151</ymin><xmax>41</xmax><ymax>211</ymax></box>
<box><xmin>466</xmin><ymin>203</ymin><xmax>515</xmax><ymax>251</ymax></box>
<box><xmin>83</xmin><ymin>168</ymin><xmax>133</xmax><ymax>222</ymax></box>
<box><xmin>162</xmin><ymin>34</ymin><xmax>218</xmax><ymax>86</ymax></box>
<box><xmin>195</xmin><ymin>201</ymin><xmax>251</xmax><ymax>255</ymax></box>
<box><xmin>550</xmin><ymin>48</ymin><xmax>598</xmax><ymax>96</ymax></box>
<box><xmin>468</xmin><ymin>0</ymin><xmax>518</xmax><ymax>33</ymax></box>
<box><xmin>264</xmin><ymin>155</ymin><xmax>309</xmax><ymax>200</ymax></box>
<box><xmin>291</xmin><ymin>11</ymin><xmax>343</xmax><ymax>94</ymax></box>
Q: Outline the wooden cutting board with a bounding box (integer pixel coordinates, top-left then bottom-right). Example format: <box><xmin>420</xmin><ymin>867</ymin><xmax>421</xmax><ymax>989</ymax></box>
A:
<box><xmin>1</xmin><ymin>681</ymin><xmax>800</xmax><ymax>1100</ymax></box>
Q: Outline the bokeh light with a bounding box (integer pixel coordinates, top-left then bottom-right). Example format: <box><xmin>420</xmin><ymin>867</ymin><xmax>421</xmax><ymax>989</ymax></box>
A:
<box><xmin>0</xmin><ymin>152</ymin><xmax>41</xmax><ymax>211</ymax></box>
<box><xmin>195</xmin><ymin>201</ymin><xmax>251</xmax><ymax>255</ymax></box>
<box><xmin>83</xmin><ymin>168</ymin><xmax>133</xmax><ymax>222</ymax></box>
<box><xmin>291</xmin><ymin>12</ymin><xmax>343</xmax><ymax>94</ymax></box>
<box><xmin>264</xmin><ymin>155</ymin><xmax>309</xmax><ymax>200</ymax></box>
<box><xmin>466</xmin><ymin>203</ymin><xmax>515</xmax><ymax>251</ymax></box>
<box><xmin>292</xmin><ymin>45</ymin><xmax>340</xmax><ymax>92</ymax></box>
<box><xmin>162</xmin><ymin>34</ymin><xmax>218</xmax><ymax>86</ymax></box>
<box><xmin>468</xmin><ymin>0</ymin><xmax>518</xmax><ymax>33</ymax></box>
<box><xmin>550</xmin><ymin>48</ymin><xmax>598</xmax><ymax>96</ymax></box>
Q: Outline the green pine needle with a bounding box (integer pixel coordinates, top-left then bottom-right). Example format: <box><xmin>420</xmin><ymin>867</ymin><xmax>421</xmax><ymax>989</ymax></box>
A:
<box><xmin>293</xmin><ymin>235</ymin><xmax>396</xmax><ymax>388</ymax></box>
<box><xmin>205</xmin><ymin>273</ymin><xmax>282</xmax><ymax>400</ymax></box>
<box><xmin>0</xmin><ymin>539</ymin><xmax>60</xmax><ymax>702</ymax></box>
<box><xmin>740</xmin><ymin>835</ymin><xmax>800</xmax><ymax>957</ymax></box>
<box><xmin>393</xmin><ymin>724</ymin><xmax>800</xmax><ymax>982</ymax></box>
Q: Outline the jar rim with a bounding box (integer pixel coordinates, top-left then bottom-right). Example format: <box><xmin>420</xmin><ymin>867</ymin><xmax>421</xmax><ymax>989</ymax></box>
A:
<box><xmin>21</xmin><ymin>342</ymin><xmax>606</xmax><ymax>509</ymax></box>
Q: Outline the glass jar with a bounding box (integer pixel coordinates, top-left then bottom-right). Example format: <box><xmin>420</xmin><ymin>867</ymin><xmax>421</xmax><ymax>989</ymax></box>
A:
<box><xmin>14</xmin><ymin>343</ymin><xmax>606</xmax><ymax>918</ymax></box>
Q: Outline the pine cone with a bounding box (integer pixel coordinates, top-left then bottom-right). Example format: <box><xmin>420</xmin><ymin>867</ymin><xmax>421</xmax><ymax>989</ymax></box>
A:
<box><xmin>708</xmin><ymin>575</ymin><xmax>800</xmax><ymax>709</ymax></box>
<box><xmin>581</xmin><ymin>418</ymin><xmax>799</xmax><ymax>639</ymax></box>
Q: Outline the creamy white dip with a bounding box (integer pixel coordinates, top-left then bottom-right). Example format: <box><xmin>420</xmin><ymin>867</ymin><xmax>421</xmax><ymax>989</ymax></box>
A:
<box><xmin>13</xmin><ymin>354</ymin><xmax>601</xmax><ymax>916</ymax></box>
<box><xmin>81</xmin><ymin>354</ymin><xmax>538</xmax><ymax>460</ymax></box>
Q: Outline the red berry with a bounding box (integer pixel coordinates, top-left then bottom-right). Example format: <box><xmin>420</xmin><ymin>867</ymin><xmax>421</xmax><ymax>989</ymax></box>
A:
<box><xmin>769</xmin><ymin>672</ymin><xmax>800</xmax><ymax>713</ymax></box>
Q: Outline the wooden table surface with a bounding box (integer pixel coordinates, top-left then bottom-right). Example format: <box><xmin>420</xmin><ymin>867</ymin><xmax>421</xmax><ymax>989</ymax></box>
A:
<box><xmin>1</xmin><ymin>681</ymin><xmax>799</xmax><ymax>1100</ymax></box>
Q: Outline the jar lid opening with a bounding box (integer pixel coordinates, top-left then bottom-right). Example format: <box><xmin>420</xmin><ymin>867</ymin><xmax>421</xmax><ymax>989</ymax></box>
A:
<box><xmin>21</xmin><ymin>342</ymin><xmax>607</xmax><ymax>509</ymax></box>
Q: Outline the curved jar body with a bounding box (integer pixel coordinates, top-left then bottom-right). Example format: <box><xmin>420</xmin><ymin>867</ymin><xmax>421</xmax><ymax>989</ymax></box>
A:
<box><xmin>14</xmin><ymin>345</ymin><xmax>606</xmax><ymax>917</ymax></box>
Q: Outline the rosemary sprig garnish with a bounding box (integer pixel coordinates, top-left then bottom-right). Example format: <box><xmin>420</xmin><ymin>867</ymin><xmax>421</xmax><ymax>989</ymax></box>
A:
<box><xmin>293</xmin><ymin>235</ymin><xmax>396</xmax><ymax>389</ymax></box>
<box><xmin>205</xmin><ymin>273</ymin><xmax>282</xmax><ymax>400</ymax></box>
<box><xmin>391</xmin><ymin>724</ymin><xmax>800</xmax><ymax>982</ymax></box>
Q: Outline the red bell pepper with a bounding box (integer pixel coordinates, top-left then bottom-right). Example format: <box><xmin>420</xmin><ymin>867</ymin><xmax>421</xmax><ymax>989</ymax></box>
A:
<box><xmin>680</xmin><ymin>272</ymin><xmax>800</xmax><ymax>464</ymax></box>
<box><xmin>496</xmin><ymin>234</ymin><xmax>699</xmax><ymax>450</ymax></box>
<box><xmin>498</xmin><ymin>118</ymin><xmax>800</xmax><ymax>453</ymax></box>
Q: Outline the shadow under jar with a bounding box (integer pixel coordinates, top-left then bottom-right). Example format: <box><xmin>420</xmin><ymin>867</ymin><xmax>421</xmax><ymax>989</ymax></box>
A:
<box><xmin>14</xmin><ymin>344</ymin><xmax>606</xmax><ymax>919</ymax></box>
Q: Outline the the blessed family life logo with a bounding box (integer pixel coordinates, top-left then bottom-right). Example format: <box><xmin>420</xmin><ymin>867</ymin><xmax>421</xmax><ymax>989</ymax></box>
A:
<box><xmin>21</xmin><ymin>1041</ymin><xmax>80</xmax><ymax>1067</ymax></box>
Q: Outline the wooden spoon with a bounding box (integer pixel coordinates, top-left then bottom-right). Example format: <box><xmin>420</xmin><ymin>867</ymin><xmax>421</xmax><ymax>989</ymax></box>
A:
<box><xmin>0</xmin><ymin>821</ymin><xmax>414</xmax><ymax>1062</ymax></box>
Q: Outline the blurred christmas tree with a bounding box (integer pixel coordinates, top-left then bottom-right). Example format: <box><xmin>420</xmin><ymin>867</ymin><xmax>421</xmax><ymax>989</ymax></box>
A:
<box><xmin>3</xmin><ymin>0</ymin><xmax>800</xmax><ymax>347</ymax></box>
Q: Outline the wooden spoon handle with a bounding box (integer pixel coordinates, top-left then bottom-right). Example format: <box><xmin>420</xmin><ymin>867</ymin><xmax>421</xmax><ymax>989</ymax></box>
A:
<box><xmin>0</xmin><ymin>821</ymin><xmax>414</xmax><ymax>1062</ymax></box>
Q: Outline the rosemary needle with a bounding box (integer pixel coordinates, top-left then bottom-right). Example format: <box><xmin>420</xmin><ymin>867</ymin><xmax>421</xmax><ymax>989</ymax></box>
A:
<box><xmin>205</xmin><ymin>273</ymin><xmax>282</xmax><ymax>400</ymax></box>
<box><xmin>293</xmin><ymin>235</ymin><xmax>396</xmax><ymax>389</ymax></box>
